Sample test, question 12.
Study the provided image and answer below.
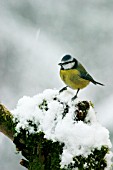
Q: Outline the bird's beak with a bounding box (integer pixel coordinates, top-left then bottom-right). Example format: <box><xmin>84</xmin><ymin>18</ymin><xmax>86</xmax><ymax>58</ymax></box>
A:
<box><xmin>58</xmin><ymin>63</ymin><xmax>62</xmax><ymax>66</ymax></box>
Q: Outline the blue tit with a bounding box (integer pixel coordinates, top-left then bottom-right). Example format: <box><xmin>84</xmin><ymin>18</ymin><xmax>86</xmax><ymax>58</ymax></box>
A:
<box><xmin>58</xmin><ymin>54</ymin><xmax>104</xmax><ymax>100</ymax></box>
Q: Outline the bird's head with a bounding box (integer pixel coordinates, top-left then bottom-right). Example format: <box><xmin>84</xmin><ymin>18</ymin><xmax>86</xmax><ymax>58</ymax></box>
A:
<box><xmin>58</xmin><ymin>54</ymin><xmax>78</xmax><ymax>70</ymax></box>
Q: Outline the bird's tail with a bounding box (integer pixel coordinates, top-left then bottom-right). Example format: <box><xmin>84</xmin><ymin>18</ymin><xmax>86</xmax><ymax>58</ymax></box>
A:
<box><xmin>93</xmin><ymin>80</ymin><xmax>104</xmax><ymax>86</ymax></box>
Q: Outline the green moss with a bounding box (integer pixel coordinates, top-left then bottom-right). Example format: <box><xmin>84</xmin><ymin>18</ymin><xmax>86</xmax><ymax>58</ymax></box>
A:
<box><xmin>39</xmin><ymin>100</ymin><xmax>48</xmax><ymax>111</ymax></box>
<box><xmin>66</xmin><ymin>146</ymin><xmax>108</xmax><ymax>170</ymax></box>
<box><xmin>14</xmin><ymin>126</ymin><xmax>110</xmax><ymax>170</ymax></box>
<box><xmin>89</xmin><ymin>101</ymin><xmax>94</xmax><ymax>108</ymax></box>
<box><xmin>14</xmin><ymin>130</ymin><xmax>64</xmax><ymax>170</ymax></box>
<box><xmin>13</xmin><ymin>100</ymin><xmax>111</xmax><ymax>170</ymax></box>
<box><xmin>0</xmin><ymin>104</ymin><xmax>16</xmax><ymax>139</ymax></box>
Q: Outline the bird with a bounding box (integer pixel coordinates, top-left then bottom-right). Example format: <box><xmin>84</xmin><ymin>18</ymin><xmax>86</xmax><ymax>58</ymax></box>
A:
<box><xmin>58</xmin><ymin>54</ymin><xmax>104</xmax><ymax>100</ymax></box>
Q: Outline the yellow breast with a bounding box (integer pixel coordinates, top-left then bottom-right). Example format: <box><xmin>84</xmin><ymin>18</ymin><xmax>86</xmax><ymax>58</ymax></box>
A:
<box><xmin>60</xmin><ymin>69</ymin><xmax>90</xmax><ymax>89</ymax></box>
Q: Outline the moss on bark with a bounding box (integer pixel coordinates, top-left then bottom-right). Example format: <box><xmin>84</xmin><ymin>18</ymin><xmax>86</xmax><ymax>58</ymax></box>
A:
<box><xmin>0</xmin><ymin>104</ymin><xmax>15</xmax><ymax>140</ymax></box>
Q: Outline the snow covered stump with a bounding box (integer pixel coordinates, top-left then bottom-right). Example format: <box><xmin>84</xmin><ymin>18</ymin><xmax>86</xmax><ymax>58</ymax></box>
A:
<box><xmin>12</xmin><ymin>89</ymin><xmax>112</xmax><ymax>170</ymax></box>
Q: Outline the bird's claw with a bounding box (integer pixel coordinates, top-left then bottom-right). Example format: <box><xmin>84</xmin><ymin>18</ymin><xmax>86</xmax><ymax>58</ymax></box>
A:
<box><xmin>71</xmin><ymin>95</ymin><xmax>77</xmax><ymax>101</ymax></box>
<box><xmin>59</xmin><ymin>86</ymin><xmax>67</xmax><ymax>93</ymax></box>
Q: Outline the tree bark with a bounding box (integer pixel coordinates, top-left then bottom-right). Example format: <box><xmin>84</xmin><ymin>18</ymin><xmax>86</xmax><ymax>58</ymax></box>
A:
<box><xmin>0</xmin><ymin>103</ymin><xmax>15</xmax><ymax>140</ymax></box>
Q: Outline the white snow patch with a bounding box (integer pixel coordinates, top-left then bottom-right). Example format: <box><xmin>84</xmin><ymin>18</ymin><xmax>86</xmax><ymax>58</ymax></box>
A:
<box><xmin>12</xmin><ymin>89</ymin><xmax>113</xmax><ymax>168</ymax></box>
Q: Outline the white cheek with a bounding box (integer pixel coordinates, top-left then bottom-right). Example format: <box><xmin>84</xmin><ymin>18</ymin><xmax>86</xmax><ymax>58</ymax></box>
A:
<box><xmin>63</xmin><ymin>62</ymin><xmax>75</xmax><ymax>69</ymax></box>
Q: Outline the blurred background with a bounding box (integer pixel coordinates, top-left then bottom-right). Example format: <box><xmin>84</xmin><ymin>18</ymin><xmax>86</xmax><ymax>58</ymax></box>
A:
<box><xmin>0</xmin><ymin>0</ymin><xmax>113</xmax><ymax>169</ymax></box>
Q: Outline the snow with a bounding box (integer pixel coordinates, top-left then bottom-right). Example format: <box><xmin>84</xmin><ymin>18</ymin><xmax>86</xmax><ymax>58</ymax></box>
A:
<box><xmin>12</xmin><ymin>89</ymin><xmax>113</xmax><ymax>169</ymax></box>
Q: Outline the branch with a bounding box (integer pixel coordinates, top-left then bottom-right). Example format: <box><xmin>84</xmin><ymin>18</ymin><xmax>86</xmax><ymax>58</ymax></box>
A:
<box><xmin>0</xmin><ymin>89</ymin><xmax>112</xmax><ymax>170</ymax></box>
<box><xmin>0</xmin><ymin>103</ymin><xmax>15</xmax><ymax>140</ymax></box>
